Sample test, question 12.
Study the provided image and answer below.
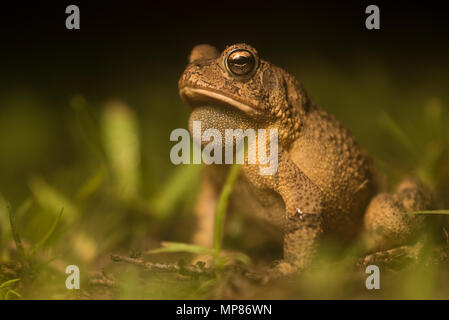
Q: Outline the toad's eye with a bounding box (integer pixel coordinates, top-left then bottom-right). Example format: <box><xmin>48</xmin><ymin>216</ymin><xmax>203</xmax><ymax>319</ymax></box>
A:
<box><xmin>225</xmin><ymin>49</ymin><xmax>257</xmax><ymax>76</ymax></box>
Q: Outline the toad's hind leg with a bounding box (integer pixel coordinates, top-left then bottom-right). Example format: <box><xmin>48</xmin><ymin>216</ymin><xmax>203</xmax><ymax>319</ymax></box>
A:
<box><xmin>362</xmin><ymin>177</ymin><xmax>433</xmax><ymax>266</ymax></box>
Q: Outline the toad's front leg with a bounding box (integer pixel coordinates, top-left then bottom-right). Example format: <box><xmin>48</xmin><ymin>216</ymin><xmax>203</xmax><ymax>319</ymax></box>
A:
<box><xmin>276</xmin><ymin>154</ymin><xmax>325</xmax><ymax>275</ymax></box>
<box><xmin>244</xmin><ymin>152</ymin><xmax>326</xmax><ymax>280</ymax></box>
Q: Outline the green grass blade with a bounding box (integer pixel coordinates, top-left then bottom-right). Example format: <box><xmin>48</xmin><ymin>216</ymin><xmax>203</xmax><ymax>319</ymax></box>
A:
<box><xmin>28</xmin><ymin>208</ymin><xmax>63</xmax><ymax>258</ymax></box>
<box><xmin>407</xmin><ymin>210</ymin><xmax>449</xmax><ymax>215</ymax></box>
<box><xmin>101</xmin><ymin>101</ymin><xmax>142</xmax><ymax>201</ymax></box>
<box><xmin>5</xmin><ymin>289</ymin><xmax>21</xmax><ymax>299</ymax></box>
<box><xmin>214</xmin><ymin>164</ymin><xmax>241</xmax><ymax>252</ymax></box>
<box><xmin>29</xmin><ymin>176</ymin><xmax>79</xmax><ymax>223</ymax></box>
<box><xmin>146</xmin><ymin>241</ymin><xmax>214</xmax><ymax>255</ymax></box>
<box><xmin>71</xmin><ymin>94</ymin><xmax>107</xmax><ymax>161</ymax></box>
<box><xmin>151</xmin><ymin>164</ymin><xmax>201</xmax><ymax>219</ymax></box>
<box><xmin>0</xmin><ymin>195</ymin><xmax>10</xmax><ymax>246</ymax></box>
<box><xmin>378</xmin><ymin>111</ymin><xmax>417</xmax><ymax>156</ymax></box>
<box><xmin>15</xmin><ymin>198</ymin><xmax>33</xmax><ymax>218</ymax></box>
<box><xmin>7</xmin><ymin>203</ymin><xmax>26</xmax><ymax>261</ymax></box>
<box><xmin>0</xmin><ymin>278</ymin><xmax>21</xmax><ymax>289</ymax></box>
<box><xmin>75</xmin><ymin>165</ymin><xmax>106</xmax><ymax>202</ymax></box>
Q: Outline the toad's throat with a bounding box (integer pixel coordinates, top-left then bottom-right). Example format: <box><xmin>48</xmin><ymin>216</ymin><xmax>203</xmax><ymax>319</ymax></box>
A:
<box><xmin>180</xmin><ymin>87</ymin><xmax>259</xmax><ymax>115</ymax></box>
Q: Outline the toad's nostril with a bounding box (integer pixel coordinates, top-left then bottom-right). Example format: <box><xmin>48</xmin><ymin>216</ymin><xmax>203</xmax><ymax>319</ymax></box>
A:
<box><xmin>193</xmin><ymin>59</ymin><xmax>211</xmax><ymax>67</ymax></box>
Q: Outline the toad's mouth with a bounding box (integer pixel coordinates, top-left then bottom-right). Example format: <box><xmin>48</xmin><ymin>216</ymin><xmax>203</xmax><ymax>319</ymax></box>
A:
<box><xmin>179</xmin><ymin>87</ymin><xmax>260</xmax><ymax>115</ymax></box>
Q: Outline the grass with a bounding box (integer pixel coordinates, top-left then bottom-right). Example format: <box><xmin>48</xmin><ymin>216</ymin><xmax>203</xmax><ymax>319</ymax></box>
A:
<box><xmin>5</xmin><ymin>200</ymin><xmax>63</xmax><ymax>263</ymax></box>
<box><xmin>0</xmin><ymin>279</ymin><xmax>21</xmax><ymax>300</ymax></box>
<box><xmin>146</xmin><ymin>163</ymin><xmax>250</xmax><ymax>270</ymax></box>
<box><xmin>7</xmin><ymin>202</ymin><xmax>26</xmax><ymax>261</ymax></box>
<box><xmin>0</xmin><ymin>56</ymin><xmax>448</xmax><ymax>299</ymax></box>
<box><xmin>214</xmin><ymin>163</ymin><xmax>242</xmax><ymax>253</ymax></box>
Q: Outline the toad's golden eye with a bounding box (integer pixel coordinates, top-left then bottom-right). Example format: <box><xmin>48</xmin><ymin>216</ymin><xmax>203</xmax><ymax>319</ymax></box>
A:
<box><xmin>225</xmin><ymin>49</ymin><xmax>257</xmax><ymax>76</ymax></box>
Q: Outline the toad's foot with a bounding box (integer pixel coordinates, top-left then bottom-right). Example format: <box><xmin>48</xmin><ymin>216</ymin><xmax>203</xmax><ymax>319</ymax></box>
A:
<box><xmin>245</xmin><ymin>260</ymin><xmax>297</xmax><ymax>284</ymax></box>
<box><xmin>361</xmin><ymin>243</ymin><xmax>423</xmax><ymax>270</ymax></box>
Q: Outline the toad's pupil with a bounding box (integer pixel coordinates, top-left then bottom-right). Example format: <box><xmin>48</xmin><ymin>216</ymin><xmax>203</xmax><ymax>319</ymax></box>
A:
<box><xmin>227</xmin><ymin>50</ymin><xmax>255</xmax><ymax>75</ymax></box>
<box><xmin>233</xmin><ymin>55</ymin><xmax>249</xmax><ymax>65</ymax></box>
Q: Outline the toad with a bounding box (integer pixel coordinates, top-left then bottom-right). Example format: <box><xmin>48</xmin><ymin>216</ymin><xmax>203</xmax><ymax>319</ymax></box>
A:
<box><xmin>178</xmin><ymin>43</ymin><xmax>433</xmax><ymax>277</ymax></box>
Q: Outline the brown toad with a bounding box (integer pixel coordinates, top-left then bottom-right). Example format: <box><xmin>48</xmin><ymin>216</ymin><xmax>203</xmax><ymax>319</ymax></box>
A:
<box><xmin>178</xmin><ymin>43</ymin><xmax>433</xmax><ymax>277</ymax></box>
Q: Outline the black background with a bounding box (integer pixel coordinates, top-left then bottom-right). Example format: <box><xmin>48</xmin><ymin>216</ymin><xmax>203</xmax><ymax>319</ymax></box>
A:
<box><xmin>1</xmin><ymin>0</ymin><xmax>448</xmax><ymax>101</ymax></box>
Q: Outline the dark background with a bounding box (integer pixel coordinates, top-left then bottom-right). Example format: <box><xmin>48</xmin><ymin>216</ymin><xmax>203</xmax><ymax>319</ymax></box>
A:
<box><xmin>1</xmin><ymin>1</ymin><xmax>448</xmax><ymax>99</ymax></box>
